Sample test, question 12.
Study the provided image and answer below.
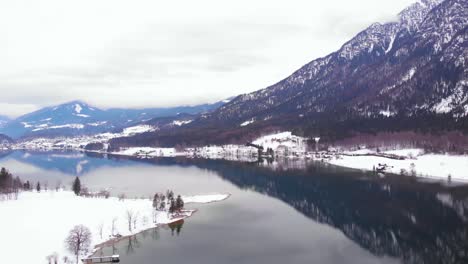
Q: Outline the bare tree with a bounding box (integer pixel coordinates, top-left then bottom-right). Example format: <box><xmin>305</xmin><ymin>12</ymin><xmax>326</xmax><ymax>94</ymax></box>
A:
<box><xmin>118</xmin><ymin>193</ymin><xmax>126</xmax><ymax>201</ymax></box>
<box><xmin>98</xmin><ymin>223</ymin><xmax>104</xmax><ymax>239</ymax></box>
<box><xmin>111</xmin><ymin>217</ymin><xmax>118</xmax><ymax>236</ymax></box>
<box><xmin>410</xmin><ymin>163</ymin><xmax>416</xmax><ymax>177</ymax></box>
<box><xmin>126</xmin><ymin>209</ymin><xmax>135</xmax><ymax>232</ymax></box>
<box><xmin>133</xmin><ymin>212</ymin><xmax>139</xmax><ymax>230</ymax></box>
<box><xmin>47</xmin><ymin>252</ymin><xmax>58</xmax><ymax>264</ymax></box>
<box><xmin>55</xmin><ymin>180</ymin><xmax>62</xmax><ymax>192</ymax></box>
<box><xmin>65</xmin><ymin>225</ymin><xmax>92</xmax><ymax>264</ymax></box>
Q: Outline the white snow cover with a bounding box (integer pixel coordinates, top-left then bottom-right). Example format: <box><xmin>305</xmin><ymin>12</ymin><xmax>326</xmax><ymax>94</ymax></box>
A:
<box><xmin>385</xmin><ymin>35</ymin><xmax>396</xmax><ymax>53</ymax></box>
<box><xmin>379</xmin><ymin>110</ymin><xmax>396</xmax><ymax>117</ymax></box>
<box><xmin>87</xmin><ymin>121</ymin><xmax>107</xmax><ymax>127</ymax></box>
<box><xmin>33</xmin><ymin>124</ymin><xmax>85</xmax><ymax>132</ymax></box>
<box><xmin>21</xmin><ymin>122</ymin><xmax>33</xmax><ymax>128</ymax></box>
<box><xmin>253</xmin><ymin>131</ymin><xmax>307</xmax><ymax>151</ymax></box>
<box><xmin>240</xmin><ymin>119</ymin><xmax>255</xmax><ymax>127</ymax></box>
<box><xmin>402</xmin><ymin>67</ymin><xmax>416</xmax><ymax>82</ymax></box>
<box><xmin>122</xmin><ymin>125</ymin><xmax>155</xmax><ymax>135</ymax></box>
<box><xmin>74</xmin><ymin>104</ymin><xmax>83</xmax><ymax>114</ymax></box>
<box><xmin>116</xmin><ymin>147</ymin><xmax>180</xmax><ymax>157</ymax></box>
<box><xmin>329</xmin><ymin>149</ymin><xmax>468</xmax><ymax>181</ymax></box>
<box><xmin>0</xmin><ymin>191</ymin><xmax>229</xmax><ymax>264</ymax></box>
<box><xmin>183</xmin><ymin>194</ymin><xmax>230</xmax><ymax>204</ymax></box>
<box><xmin>74</xmin><ymin>114</ymin><xmax>90</xmax><ymax>118</ymax></box>
<box><xmin>172</xmin><ymin>120</ymin><xmax>192</xmax><ymax>126</ymax></box>
<box><xmin>433</xmin><ymin>96</ymin><xmax>455</xmax><ymax>114</ymax></box>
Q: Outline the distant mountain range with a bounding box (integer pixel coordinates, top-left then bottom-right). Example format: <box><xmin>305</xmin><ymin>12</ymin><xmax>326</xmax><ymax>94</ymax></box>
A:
<box><xmin>2</xmin><ymin>0</ymin><xmax>467</xmax><ymax>148</ymax></box>
<box><xmin>0</xmin><ymin>115</ymin><xmax>10</xmax><ymax>128</ymax></box>
<box><xmin>109</xmin><ymin>0</ymin><xmax>468</xmax><ymax>148</ymax></box>
<box><xmin>0</xmin><ymin>100</ymin><xmax>228</xmax><ymax>139</ymax></box>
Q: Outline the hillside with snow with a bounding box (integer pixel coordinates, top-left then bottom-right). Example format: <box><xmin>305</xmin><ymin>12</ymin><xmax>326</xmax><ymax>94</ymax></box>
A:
<box><xmin>109</xmin><ymin>0</ymin><xmax>468</xmax><ymax>149</ymax></box>
<box><xmin>0</xmin><ymin>100</ymin><xmax>227</xmax><ymax>139</ymax></box>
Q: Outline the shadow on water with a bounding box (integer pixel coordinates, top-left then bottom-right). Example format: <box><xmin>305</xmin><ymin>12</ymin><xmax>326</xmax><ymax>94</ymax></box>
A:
<box><xmin>181</xmin><ymin>158</ymin><xmax>468</xmax><ymax>264</ymax></box>
<box><xmin>119</xmin><ymin>156</ymin><xmax>468</xmax><ymax>264</ymax></box>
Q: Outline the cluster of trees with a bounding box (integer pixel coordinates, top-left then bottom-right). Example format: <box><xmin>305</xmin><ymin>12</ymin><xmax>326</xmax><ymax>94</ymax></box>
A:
<box><xmin>265</xmin><ymin>147</ymin><xmax>275</xmax><ymax>157</ymax></box>
<box><xmin>1</xmin><ymin>166</ymin><xmax>83</xmax><ymax>201</ymax></box>
<box><xmin>0</xmin><ymin>167</ymin><xmax>33</xmax><ymax>200</ymax></box>
<box><xmin>152</xmin><ymin>190</ymin><xmax>184</xmax><ymax>214</ymax></box>
<box><xmin>72</xmin><ymin>176</ymin><xmax>110</xmax><ymax>198</ymax></box>
<box><xmin>330</xmin><ymin>131</ymin><xmax>468</xmax><ymax>154</ymax></box>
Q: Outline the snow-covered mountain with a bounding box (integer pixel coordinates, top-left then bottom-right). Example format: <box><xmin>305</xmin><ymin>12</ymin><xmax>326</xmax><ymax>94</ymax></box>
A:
<box><xmin>110</xmin><ymin>0</ymin><xmax>468</xmax><ymax>147</ymax></box>
<box><xmin>0</xmin><ymin>100</ymin><xmax>227</xmax><ymax>139</ymax></box>
<box><xmin>208</xmin><ymin>0</ymin><xmax>467</xmax><ymax>123</ymax></box>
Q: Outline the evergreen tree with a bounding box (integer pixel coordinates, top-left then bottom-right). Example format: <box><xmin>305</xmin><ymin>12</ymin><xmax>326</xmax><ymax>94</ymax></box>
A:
<box><xmin>175</xmin><ymin>195</ymin><xmax>184</xmax><ymax>211</ymax></box>
<box><xmin>36</xmin><ymin>182</ymin><xmax>41</xmax><ymax>192</ymax></box>
<box><xmin>24</xmin><ymin>180</ymin><xmax>31</xmax><ymax>190</ymax></box>
<box><xmin>169</xmin><ymin>198</ymin><xmax>176</xmax><ymax>213</ymax></box>
<box><xmin>166</xmin><ymin>190</ymin><xmax>174</xmax><ymax>201</ymax></box>
<box><xmin>72</xmin><ymin>177</ymin><xmax>81</xmax><ymax>196</ymax></box>
<box><xmin>0</xmin><ymin>167</ymin><xmax>12</xmax><ymax>191</ymax></box>
<box><xmin>152</xmin><ymin>193</ymin><xmax>160</xmax><ymax>209</ymax></box>
<box><xmin>159</xmin><ymin>201</ymin><xmax>166</xmax><ymax>211</ymax></box>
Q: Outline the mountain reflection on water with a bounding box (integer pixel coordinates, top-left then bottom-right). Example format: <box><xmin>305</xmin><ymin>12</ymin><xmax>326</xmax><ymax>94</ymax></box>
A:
<box><xmin>185</xmin><ymin>158</ymin><xmax>468</xmax><ymax>264</ymax></box>
<box><xmin>1</xmin><ymin>150</ymin><xmax>467</xmax><ymax>263</ymax></box>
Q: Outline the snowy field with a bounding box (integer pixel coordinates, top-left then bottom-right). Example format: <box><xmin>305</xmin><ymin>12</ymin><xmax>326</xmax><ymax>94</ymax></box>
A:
<box><xmin>329</xmin><ymin>149</ymin><xmax>468</xmax><ymax>182</ymax></box>
<box><xmin>0</xmin><ymin>191</ymin><xmax>229</xmax><ymax>264</ymax></box>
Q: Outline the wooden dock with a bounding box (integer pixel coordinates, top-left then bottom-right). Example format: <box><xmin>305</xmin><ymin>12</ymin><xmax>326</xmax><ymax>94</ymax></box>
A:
<box><xmin>82</xmin><ymin>255</ymin><xmax>120</xmax><ymax>263</ymax></box>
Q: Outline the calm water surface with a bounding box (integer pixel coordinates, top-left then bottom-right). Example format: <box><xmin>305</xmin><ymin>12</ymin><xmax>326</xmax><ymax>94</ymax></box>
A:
<box><xmin>1</xmin><ymin>150</ymin><xmax>467</xmax><ymax>264</ymax></box>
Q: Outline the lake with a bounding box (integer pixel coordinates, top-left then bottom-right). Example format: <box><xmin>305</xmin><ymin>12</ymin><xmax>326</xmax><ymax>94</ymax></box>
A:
<box><xmin>1</xmin><ymin>150</ymin><xmax>467</xmax><ymax>264</ymax></box>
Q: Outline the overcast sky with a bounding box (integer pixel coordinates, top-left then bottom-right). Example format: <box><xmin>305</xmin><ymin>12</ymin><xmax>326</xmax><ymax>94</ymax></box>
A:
<box><xmin>0</xmin><ymin>0</ymin><xmax>417</xmax><ymax>118</ymax></box>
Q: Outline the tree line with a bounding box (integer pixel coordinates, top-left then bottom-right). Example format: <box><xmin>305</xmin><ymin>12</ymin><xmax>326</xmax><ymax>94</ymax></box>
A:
<box><xmin>0</xmin><ymin>167</ymin><xmax>28</xmax><ymax>200</ymax></box>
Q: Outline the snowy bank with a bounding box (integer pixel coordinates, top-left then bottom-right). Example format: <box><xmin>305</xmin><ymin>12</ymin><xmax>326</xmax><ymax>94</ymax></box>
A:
<box><xmin>328</xmin><ymin>149</ymin><xmax>468</xmax><ymax>182</ymax></box>
<box><xmin>0</xmin><ymin>191</ymin><xmax>229</xmax><ymax>264</ymax></box>
<box><xmin>183</xmin><ymin>194</ymin><xmax>230</xmax><ymax>204</ymax></box>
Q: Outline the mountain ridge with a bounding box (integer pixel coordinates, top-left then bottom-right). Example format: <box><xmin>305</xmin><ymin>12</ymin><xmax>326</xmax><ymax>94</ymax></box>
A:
<box><xmin>108</xmin><ymin>0</ymin><xmax>468</xmax><ymax>148</ymax></box>
<box><xmin>0</xmin><ymin>99</ymin><xmax>228</xmax><ymax>139</ymax></box>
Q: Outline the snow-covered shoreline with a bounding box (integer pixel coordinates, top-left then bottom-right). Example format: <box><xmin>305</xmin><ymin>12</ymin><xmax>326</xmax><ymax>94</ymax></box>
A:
<box><xmin>328</xmin><ymin>149</ymin><xmax>468</xmax><ymax>182</ymax></box>
<box><xmin>0</xmin><ymin>191</ymin><xmax>229</xmax><ymax>264</ymax></box>
<box><xmin>7</xmin><ymin>131</ymin><xmax>468</xmax><ymax>182</ymax></box>
<box><xmin>106</xmin><ymin>146</ymin><xmax>468</xmax><ymax>182</ymax></box>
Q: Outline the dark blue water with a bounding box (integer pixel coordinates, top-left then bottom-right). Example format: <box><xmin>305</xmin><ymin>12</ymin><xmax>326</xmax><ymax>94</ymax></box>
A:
<box><xmin>1</xmin><ymin>150</ymin><xmax>467</xmax><ymax>264</ymax></box>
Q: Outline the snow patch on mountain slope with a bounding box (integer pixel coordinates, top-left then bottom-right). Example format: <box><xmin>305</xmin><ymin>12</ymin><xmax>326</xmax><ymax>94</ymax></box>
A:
<box><xmin>253</xmin><ymin>132</ymin><xmax>308</xmax><ymax>151</ymax></box>
<box><xmin>74</xmin><ymin>104</ymin><xmax>83</xmax><ymax>114</ymax></box>
<box><xmin>33</xmin><ymin>124</ymin><xmax>85</xmax><ymax>131</ymax></box>
<box><xmin>380</xmin><ymin>109</ymin><xmax>396</xmax><ymax>117</ymax></box>
<box><xmin>122</xmin><ymin>125</ymin><xmax>155</xmax><ymax>135</ymax></box>
<box><xmin>74</xmin><ymin>114</ymin><xmax>90</xmax><ymax>118</ymax></box>
<box><xmin>402</xmin><ymin>67</ymin><xmax>417</xmax><ymax>82</ymax></box>
<box><xmin>432</xmin><ymin>80</ymin><xmax>468</xmax><ymax>114</ymax></box>
<box><xmin>87</xmin><ymin>121</ymin><xmax>107</xmax><ymax>127</ymax></box>
<box><xmin>172</xmin><ymin>120</ymin><xmax>192</xmax><ymax>126</ymax></box>
<box><xmin>385</xmin><ymin>35</ymin><xmax>396</xmax><ymax>53</ymax></box>
<box><xmin>21</xmin><ymin>122</ymin><xmax>33</xmax><ymax>128</ymax></box>
<box><xmin>240</xmin><ymin>119</ymin><xmax>255</xmax><ymax>127</ymax></box>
